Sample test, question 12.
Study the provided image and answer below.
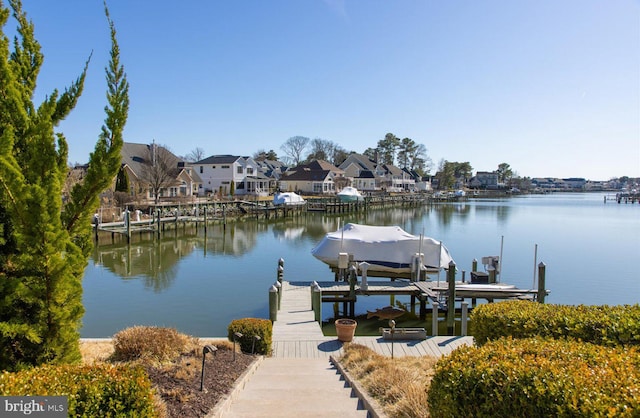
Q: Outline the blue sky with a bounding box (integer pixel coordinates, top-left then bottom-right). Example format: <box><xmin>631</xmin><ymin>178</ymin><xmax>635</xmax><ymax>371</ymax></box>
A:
<box><xmin>12</xmin><ymin>0</ymin><xmax>640</xmax><ymax>180</ymax></box>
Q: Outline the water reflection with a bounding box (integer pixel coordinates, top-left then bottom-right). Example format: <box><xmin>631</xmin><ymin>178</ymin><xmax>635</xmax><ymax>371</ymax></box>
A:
<box><xmin>92</xmin><ymin>237</ymin><xmax>197</xmax><ymax>292</ymax></box>
<box><xmin>82</xmin><ymin>194</ymin><xmax>639</xmax><ymax>337</ymax></box>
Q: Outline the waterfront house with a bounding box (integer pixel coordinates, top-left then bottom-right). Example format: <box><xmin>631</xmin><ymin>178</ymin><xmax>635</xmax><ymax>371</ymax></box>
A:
<box><xmin>279</xmin><ymin>160</ymin><xmax>344</xmax><ymax>194</ymax></box>
<box><xmin>191</xmin><ymin>155</ymin><xmax>270</xmax><ymax>197</ymax></box>
<box><xmin>339</xmin><ymin>153</ymin><xmax>414</xmax><ymax>192</ymax></box>
<box><xmin>469</xmin><ymin>171</ymin><xmax>500</xmax><ymax>189</ymax></box>
<box><xmin>119</xmin><ymin>142</ymin><xmax>201</xmax><ymax>202</ymax></box>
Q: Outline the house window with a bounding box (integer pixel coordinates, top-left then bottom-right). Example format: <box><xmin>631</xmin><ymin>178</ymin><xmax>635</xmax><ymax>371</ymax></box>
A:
<box><xmin>199</xmin><ymin>166</ymin><xmax>203</xmax><ymax>173</ymax></box>
<box><xmin>212</xmin><ymin>165</ymin><xmax>216</xmax><ymax>169</ymax></box>
<box><xmin>237</xmin><ymin>166</ymin><xmax>243</xmax><ymax>174</ymax></box>
<box><xmin>221</xmin><ymin>165</ymin><xmax>230</xmax><ymax>169</ymax></box>
<box><xmin>247</xmin><ymin>167</ymin><xmax>254</xmax><ymax>175</ymax></box>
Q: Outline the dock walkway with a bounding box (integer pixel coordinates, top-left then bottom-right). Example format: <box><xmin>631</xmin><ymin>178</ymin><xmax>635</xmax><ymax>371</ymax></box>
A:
<box><xmin>218</xmin><ymin>281</ymin><xmax>473</xmax><ymax>417</ymax></box>
<box><xmin>271</xmin><ymin>281</ymin><xmax>473</xmax><ymax>358</ymax></box>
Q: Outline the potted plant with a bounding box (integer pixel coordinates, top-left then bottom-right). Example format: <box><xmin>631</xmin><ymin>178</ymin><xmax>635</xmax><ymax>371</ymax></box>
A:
<box><xmin>335</xmin><ymin>318</ymin><xmax>357</xmax><ymax>342</ymax></box>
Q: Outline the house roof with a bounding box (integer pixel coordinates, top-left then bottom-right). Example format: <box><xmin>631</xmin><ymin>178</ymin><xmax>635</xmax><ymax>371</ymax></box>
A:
<box><xmin>122</xmin><ymin>142</ymin><xmax>180</xmax><ymax>177</ymax></box>
<box><xmin>290</xmin><ymin>160</ymin><xmax>344</xmax><ymax>174</ymax></box>
<box><xmin>282</xmin><ymin>169</ymin><xmax>332</xmax><ymax>182</ymax></box>
<box><xmin>340</xmin><ymin>154</ymin><xmax>377</xmax><ymax>172</ymax></box>
<box><xmin>196</xmin><ymin>155</ymin><xmax>242</xmax><ymax>165</ymax></box>
<box><xmin>121</xmin><ymin>142</ymin><xmax>201</xmax><ymax>183</ymax></box>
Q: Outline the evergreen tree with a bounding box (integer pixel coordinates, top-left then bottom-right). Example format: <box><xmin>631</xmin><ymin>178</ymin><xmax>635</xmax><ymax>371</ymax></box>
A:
<box><xmin>115</xmin><ymin>167</ymin><xmax>129</xmax><ymax>192</ymax></box>
<box><xmin>0</xmin><ymin>1</ymin><xmax>128</xmax><ymax>370</ymax></box>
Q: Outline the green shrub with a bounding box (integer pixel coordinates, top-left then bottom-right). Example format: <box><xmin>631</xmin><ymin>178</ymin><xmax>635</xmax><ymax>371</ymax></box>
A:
<box><xmin>112</xmin><ymin>326</ymin><xmax>198</xmax><ymax>363</ymax></box>
<box><xmin>227</xmin><ymin>318</ymin><xmax>272</xmax><ymax>355</ymax></box>
<box><xmin>470</xmin><ymin>300</ymin><xmax>640</xmax><ymax>346</ymax></box>
<box><xmin>428</xmin><ymin>337</ymin><xmax>640</xmax><ymax>417</ymax></box>
<box><xmin>0</xmin><ymin>363</ymin><xmax>158</xmax><ymax>417</ymax></box>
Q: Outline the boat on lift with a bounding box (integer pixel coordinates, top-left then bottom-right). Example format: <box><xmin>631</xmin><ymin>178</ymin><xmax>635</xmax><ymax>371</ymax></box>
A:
<box><xmin>311</xmin><ymin>223</ymin><xmax>454</xmax><ymax>275</ymax></box>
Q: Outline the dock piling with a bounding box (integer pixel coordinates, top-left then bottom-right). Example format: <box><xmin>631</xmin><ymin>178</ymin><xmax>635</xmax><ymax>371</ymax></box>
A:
<box><xmin>446</xmin><ymin>261</ymin><xmax>456</xmax><ymax>335</ymax></box>
<box><xmin>432</xmin><ymin>302</ymin><xmax>439</xmax><ymax>336</ymax></box>
<box><xmin>274</xmin><ymin>281</ymin><xmax>282</xmax><ymax>309</ymax></box>
<box><xmin>461</xmin><ymin>301</ymin><xmax>469</xmax><ymax>336</ymax></box>
<box><xmin>537</xmin><ymin>262</ymin><xmax>547</xmax><ymax>303</ymax></box>
<box><xmin>269</xmin><ymin>285</ymin><xmax>278</xmax><ymax>322</ymax></box>
<box><xmin>312</xmin><ymin>284</ymin><xmax>322</xmax><ymax>323</ymax></box>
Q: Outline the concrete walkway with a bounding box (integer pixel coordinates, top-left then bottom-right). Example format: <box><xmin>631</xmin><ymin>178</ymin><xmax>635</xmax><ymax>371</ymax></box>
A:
<box><xmin>220</xmin><ymin>358</ymin><xmax>368</xmax><ymax>418</ymax></box>
<box><xmin>216</xmin><ymin>281</ymin><xmax>473</xmax><ymax>417</ymax></box>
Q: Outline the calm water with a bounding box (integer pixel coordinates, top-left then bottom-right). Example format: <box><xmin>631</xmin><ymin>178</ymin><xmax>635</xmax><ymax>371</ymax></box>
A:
<box><xmin>81</xmin><ymin>193</ymin><xmax>640</xmax><ymax>337</ymax></box>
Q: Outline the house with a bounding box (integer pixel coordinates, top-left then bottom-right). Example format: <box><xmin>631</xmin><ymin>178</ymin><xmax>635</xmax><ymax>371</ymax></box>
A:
<box><xmin>407</xmin><ymin>169</ymin><xmax>432</xmax><ymax>192</ymax></box>
<box><xmin>339</xmin><ymin>154</ymin><xmax>414</xmax><ymax>192</ymax></box>
<box><xmin>119</xmin><ymin>142</ymin><xmax>200</xmax><ymax>201</ymax></box>
<box><xmin>279</xmin><ymin>160</ymin><xmax>344</xmax><ymax>194</ymax></box>
<box><xmin>191</xmin><ymin>155</ymin><xmax>270</xmax><ymax>196</ymax></box>
<box><xmin>469</xmin><ymin>171</ymin><xmax>499</xmax><ymax>189</ymax></box>
<box><xmin>562</xmin><ymin>178</ymin><xmax>587</xmax><ymax>190</ymax></box>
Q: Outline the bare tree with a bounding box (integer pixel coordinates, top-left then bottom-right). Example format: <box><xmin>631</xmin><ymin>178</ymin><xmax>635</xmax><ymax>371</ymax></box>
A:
<box><xmin>141</xmin><ymin>143</ymin><xmax>179</xmax><ymax>203</ymax></box>
<box><xmin>184</xmin><ymin>147</ymin><xmax>206</xmax><ymax>162</ymax></box>
<box><xmin>280</xmin><ymin>136</ymin><xmax>310</xmax><ymax>166</ymax></box>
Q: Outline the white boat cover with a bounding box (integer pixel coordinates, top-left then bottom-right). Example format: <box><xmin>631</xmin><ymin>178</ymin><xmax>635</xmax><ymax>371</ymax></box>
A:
<box><xmin>337</xmin><ymin>187</ymin><xmax>363</xmax><ymax>200</ymax></box>
<box><xmin>273</xmin><ymin>192</ymin><xmax>305</xmax><ymax>205</ymax></box>
<box><xmin>311</xmin><ymin>223</ymin><xmax>454</xmax><ymax>272</ymax></box>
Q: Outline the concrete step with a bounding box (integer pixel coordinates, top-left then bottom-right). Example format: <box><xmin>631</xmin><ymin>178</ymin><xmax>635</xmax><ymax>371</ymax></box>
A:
<box><xmin>222</xmin><ymin>358</ymin><xmax>368</xmax><ymax>418</ymax></box>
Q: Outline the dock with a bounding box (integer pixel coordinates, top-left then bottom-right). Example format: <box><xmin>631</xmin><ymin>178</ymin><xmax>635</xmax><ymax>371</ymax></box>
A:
<box><xmin>271</xmin><ymin>281</ymin><xmax>474</xmax><ymax>359</ymax></box>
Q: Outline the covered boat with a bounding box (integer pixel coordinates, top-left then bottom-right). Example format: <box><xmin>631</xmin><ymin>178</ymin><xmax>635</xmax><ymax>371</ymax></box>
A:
<box><xmin>337</xmin><ymin>186</ymin><xmax>364</xmax><ymax>202</ymax></box>
<box><xmin>311</xmin><ymin>223</ymin><xmax>454</xmax><ymax>274</ymax></box>
<box><xmin>273</xmin><ymin>192</ymin><xmax>306</xmax><ymax>206</ymax></box>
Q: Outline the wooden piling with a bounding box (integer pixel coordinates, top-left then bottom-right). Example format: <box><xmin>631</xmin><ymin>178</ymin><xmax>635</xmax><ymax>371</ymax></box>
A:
<box><xmin>269</xmin><ymin>285</ymin><xmax>278</xmax><ymax>322</ymax></box>
<box><xmin>125</xmin><ymin>210</ymin><xmax>131</xmax><ymax>244</ymax></box>
<box><xmin>446</xmin><ymin>261</ymin><xmax>456</xmax><ymax>335</ymax></box>
<box><xmin>461</xmin><ymin>301</ymin><xmax>468</xmax><ymax>336</ymax></box>
<box><xmin>313</xmin><ymin>284</ymin><xmax>322</xmax><ymax>323</ymax></box>
<box><xmin>432</xmin><ymin>302</ymin><xmax>439</xmax><ymax>336</ymax></box>
<box><xmin>537</xmin><ymin>262</ymin><xmax>546</xmax><ymax>303</ymax></box>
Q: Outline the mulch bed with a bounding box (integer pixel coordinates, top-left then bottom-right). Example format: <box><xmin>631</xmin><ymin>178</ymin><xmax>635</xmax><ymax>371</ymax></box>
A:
<box><xmin>143</xmin><ymin>349</ymin><xmax>256</xmax><ymax>418</ymax></box>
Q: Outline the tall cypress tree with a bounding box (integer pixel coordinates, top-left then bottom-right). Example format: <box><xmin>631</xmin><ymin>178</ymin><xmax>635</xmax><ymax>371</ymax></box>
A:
<box><xmin>0</xmin><ymin>0</ymin><xmax>128</xmax><ymax>370</ymax></box>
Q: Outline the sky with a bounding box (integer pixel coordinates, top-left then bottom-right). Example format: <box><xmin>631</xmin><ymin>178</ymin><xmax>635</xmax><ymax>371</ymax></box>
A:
<box><xmin>8</xmin><ymin>0</ymin><xmax>640</xmax><ymax>180</ymax></box>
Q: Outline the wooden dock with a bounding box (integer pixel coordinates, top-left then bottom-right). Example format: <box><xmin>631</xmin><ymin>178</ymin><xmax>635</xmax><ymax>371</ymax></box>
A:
<box><xmin>271</xmin><ymin>281</ymin><xmax>474</xmax><ymax>359</ymax></box>
<box><xmin>307</xmin><ymin>279</ymin><xmax>543</xmax><ymax>318</ymax></box>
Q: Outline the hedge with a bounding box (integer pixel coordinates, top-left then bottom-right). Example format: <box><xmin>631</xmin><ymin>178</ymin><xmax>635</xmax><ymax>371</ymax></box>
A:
<box><xmin>428</xmin><ymin>337</ymin><xmax>640</xmax><ymax>417</ymax></box>
<box><xmin>470</xmin><ymin>300</ymin><xmax>640</xmax><ymax>346</ymax></box>
<box><xmin>0</xmin><ymin>363</ymin><xmax>157</xmax><ymax>416</ymax></box>
<box><xmin>228</xmin><ymin>318</ymin><xmax>272</xmax><ymax>355</ymax></box>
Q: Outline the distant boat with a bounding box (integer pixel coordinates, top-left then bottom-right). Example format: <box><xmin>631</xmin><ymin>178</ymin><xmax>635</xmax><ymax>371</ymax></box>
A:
<box><xmin>337</xmin><ymin>186</ymin><xmax>364</xmax><ymax>202</ymax></box>
<box><xmin>454</xmin><ymin>189</ymin><xmax>466</xmax><ymax>197</ymax></box>
<box><xmin>311</xmin><ymin>223</ymin><xmax>454</xmax><ymax>274</ymax></box>
<box><xmin>273</xmin><ymin>192</ymin><xmax>306</xmax><ymax>206</ymax></box>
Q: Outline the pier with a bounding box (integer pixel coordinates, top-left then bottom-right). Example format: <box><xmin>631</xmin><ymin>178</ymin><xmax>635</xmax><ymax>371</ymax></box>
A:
<box><xmin>271</xmin><ymin>280</ymin><xmax>473</xmax><ymax>359</ymax></box>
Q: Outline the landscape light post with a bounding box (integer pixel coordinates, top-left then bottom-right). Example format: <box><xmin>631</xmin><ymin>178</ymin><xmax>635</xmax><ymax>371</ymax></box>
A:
<box><xmin>233</xmin><ymin>332</ymin><xmax>243</xmax><ymax>361</ymax></box>
<box><xmin>200</xmin><ymin>345</ymin><xmax>217</xmax><ymax>391</ymax></box>
<box><xmin>389</xmin><ymin>319</ymin><xmax>396</xmax><ymax>359</ymax></box>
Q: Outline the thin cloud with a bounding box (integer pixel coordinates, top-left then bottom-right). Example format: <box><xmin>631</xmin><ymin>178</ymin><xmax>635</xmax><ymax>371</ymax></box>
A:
<box><xmin>322</xmin><ymin>0</ymin><xmax>349</xmax><ymax>21</ymax></box>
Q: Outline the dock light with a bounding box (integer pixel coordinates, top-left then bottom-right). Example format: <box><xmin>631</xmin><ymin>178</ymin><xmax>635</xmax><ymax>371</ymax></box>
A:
<box><xmin>233</xmin><ymin>332</ymin><xmax>243</xmax><ymax>361</ymax></box>
<box><xmin>252</xmin><ymin>335</ymin><xmax>262</xmax><ymax>354</ymax></box>
<box><xmin>389</xmin><ymin>320</ymin><xmax>396</xmax><ymax>359</ymax></box>
<box><xmin>200</xmin><ymin>345</ymin><xmax>218</xmax><ymax>391</ymax></box>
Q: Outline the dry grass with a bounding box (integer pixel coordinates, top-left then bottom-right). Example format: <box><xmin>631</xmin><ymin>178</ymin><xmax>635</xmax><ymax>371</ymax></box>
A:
<box><xmin>339</xmin><ymin>344</ymin><xmax>439</xmax><ymax>418</ymax></box>
<box><xmin>112</xmin><ymin>326</ymin><xmax>200</xmax><ymax>364</ymax></box>
<box><xmin>79</xmin><ymin>341</ymin><xmax>114</xmax><ymax>365</ymax></box>
<box><xmin>80</xmin><ymin>333</ymin><xmax>239</xmax><ymax>418</ymax></box>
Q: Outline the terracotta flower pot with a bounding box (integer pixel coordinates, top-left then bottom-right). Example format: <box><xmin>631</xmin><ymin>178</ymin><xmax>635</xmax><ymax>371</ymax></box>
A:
<box><xmin>335</xmin><ymin>318</ymin><xmax>357</xmax><ymax>342</ymax></box>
